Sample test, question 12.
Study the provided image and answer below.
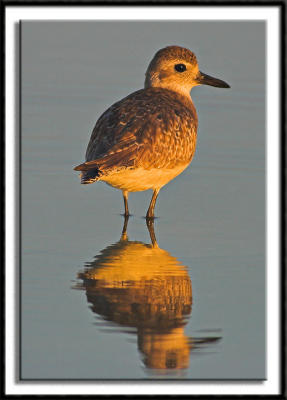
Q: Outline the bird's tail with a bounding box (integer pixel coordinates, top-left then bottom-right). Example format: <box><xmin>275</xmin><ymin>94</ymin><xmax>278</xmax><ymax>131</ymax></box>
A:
<box><xmin>74</xmin><ymin>146</ymin><xmax>138</xmax><ymax>184</ymax></box>
<box><xmin>74</xmin><ymin>162</ymin><xmax>102</xmax><ymax>184</ymax></box>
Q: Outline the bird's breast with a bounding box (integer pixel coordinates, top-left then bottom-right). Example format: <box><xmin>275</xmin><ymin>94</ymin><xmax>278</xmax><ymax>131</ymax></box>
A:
<box><xmin>101</xmin><ymin>163</ymin><xmax>190</xmax><ymax>192</ymax></box>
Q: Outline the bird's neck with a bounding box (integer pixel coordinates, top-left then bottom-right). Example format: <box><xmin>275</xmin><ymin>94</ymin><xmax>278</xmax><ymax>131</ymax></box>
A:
<box><xmin>173</xmin><ymin>89</ymin><xmax>197</xmax><ymax>112</ymax></box>
<box><xmin>145</xmin><ymin>77</ymin><xmax>195</xmax><ymax>111</ymax></box>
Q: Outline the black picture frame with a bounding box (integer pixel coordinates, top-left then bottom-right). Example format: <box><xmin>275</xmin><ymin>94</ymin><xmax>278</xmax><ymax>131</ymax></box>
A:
<box><xmin>1</xmin><ymin>0</ymin><xmax>285</xmax><ymax>398</ymax></box>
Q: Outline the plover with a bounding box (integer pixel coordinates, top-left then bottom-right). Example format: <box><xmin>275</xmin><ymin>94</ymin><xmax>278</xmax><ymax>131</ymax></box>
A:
<box><xmin>74</xmin><ymin>46</ymin><xmax>230</xmax><ymax>218</ymax></box>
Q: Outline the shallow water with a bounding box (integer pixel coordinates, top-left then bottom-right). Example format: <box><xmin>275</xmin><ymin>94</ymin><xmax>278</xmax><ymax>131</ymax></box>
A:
<box><xmin>21</xmin><ymin>20</ymin><xmax>265</xmax><ymax>379</ymax></box>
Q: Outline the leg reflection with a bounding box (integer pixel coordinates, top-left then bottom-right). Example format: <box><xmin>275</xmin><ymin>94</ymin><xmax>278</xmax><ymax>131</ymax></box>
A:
<box><xmin>146</xmin><ymin>218</ymin><xmax>158</xmax><ymax>248</ymax></box>
<box><xmin>120</xmin><ymin>215</ymin><xmax>129</xmax><ymax>241</ymax></box>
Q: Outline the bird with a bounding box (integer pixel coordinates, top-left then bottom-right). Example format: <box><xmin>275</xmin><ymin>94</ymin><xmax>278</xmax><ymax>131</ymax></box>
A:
<box><xmin>74</xmin><ymin>45</ymin><xmax>230</xmax><ymax>219</ymax></box>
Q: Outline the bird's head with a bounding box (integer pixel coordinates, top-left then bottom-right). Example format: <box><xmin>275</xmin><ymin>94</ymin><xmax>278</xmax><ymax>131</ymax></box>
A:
<box><xmin>145</xmin><ymin>45</ymin><xmax>230</xmax><ymax>96</ymax></box>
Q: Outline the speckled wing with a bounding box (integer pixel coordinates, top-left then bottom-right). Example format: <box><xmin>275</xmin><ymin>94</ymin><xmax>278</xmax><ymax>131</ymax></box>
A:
<box><xmin>74</xmin><ymin>88</ymin><xmax>197</xmax><ymax>182</ymax></box>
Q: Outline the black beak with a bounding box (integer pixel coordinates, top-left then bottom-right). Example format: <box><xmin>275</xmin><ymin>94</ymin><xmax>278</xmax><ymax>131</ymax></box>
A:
<box><xmin>198</xmin><ymin>71</ymin><xmax>230</xmax><ymax>88</ymax></box>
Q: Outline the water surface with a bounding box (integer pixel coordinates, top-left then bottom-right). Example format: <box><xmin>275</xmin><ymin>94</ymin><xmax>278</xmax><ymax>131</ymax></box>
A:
<box><xmin>21</xmin><ymin>20</ymin><xmax>265</xmax><ymax>379</ymax></box>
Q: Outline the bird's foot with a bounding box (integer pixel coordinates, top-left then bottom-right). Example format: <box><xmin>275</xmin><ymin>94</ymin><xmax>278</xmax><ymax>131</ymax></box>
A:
<box><xmin>145</xmin><ymin>215</ymin><xmax>159</xmax><ymax>221</ymax></box>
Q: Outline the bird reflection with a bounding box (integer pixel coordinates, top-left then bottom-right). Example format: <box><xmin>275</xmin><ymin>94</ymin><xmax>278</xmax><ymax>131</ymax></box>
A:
<box><xmin>75</xmin><ymin>218</ymin><xmax>221</xmax><ymax>372</ymax></box>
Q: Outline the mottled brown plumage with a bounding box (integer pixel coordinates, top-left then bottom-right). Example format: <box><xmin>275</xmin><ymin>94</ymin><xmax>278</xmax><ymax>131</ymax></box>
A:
<box><xmin>76</xmin><ymin>88</ymin><xmax>197</xmax><ymax>176</ymax></box>
<box><xmin>74</xmin><ymin>45</ymin><xmax>230</xmax><ymax>218</ymax></box>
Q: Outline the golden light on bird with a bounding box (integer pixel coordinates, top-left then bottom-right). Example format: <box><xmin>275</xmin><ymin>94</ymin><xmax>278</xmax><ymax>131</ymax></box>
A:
<box><xmin>74</xmin><ymin>46</ymin><xmax>230</xmax><ymax>218</ymax></box>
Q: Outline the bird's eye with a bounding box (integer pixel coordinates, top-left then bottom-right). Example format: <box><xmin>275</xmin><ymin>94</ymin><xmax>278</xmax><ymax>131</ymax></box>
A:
<box><xmin>174</xmin><ymin>63</ymin><xmax>186</xmax><ymax>73</ymax></box>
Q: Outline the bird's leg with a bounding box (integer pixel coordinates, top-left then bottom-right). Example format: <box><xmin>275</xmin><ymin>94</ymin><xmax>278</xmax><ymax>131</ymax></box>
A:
<box><xmin>120</xmin><ymin>214</ymin><xmax>129</xmax><ymax>241</ymax></box>
<box><xmin>122</xmin><ymin>190</ymin><xmax>130</xmax><ymax>217</ymax></box>
<box><xmin>146</xmin><ymin>189</ymin><xmax>160</xmax><ymax>220</ymax></box>
<box><xmin>146</xmin><ymin>218</ymin><xmax>158</xmax><ymax>248</ymax></box>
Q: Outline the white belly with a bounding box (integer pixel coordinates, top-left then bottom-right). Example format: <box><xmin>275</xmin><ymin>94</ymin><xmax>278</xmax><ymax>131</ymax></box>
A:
<box><xmin>100</xmin><ymin>164</ymin><xmax>189</xmax><ymax>192</ymax></box>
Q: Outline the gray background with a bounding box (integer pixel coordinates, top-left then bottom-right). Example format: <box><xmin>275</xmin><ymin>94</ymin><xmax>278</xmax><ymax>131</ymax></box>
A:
<box><xmin>21</xmin><ymin>20</ymin><xmax>265</xmax><ymax>379</ymax></box>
